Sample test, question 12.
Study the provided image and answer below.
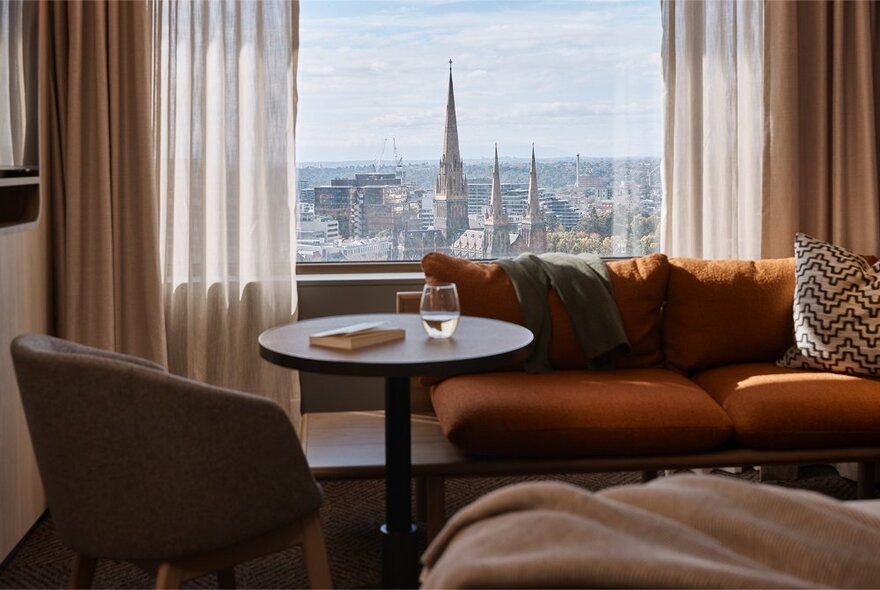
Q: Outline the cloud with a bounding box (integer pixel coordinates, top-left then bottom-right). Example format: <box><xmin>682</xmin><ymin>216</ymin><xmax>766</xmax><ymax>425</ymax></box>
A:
<box><xmin>368</xmin><ymin>110</ymin><xmax>440</xmax><ymax>128</ymax></box>
<box><xmin>296</xmin><ymin>0</ymin><xmax>663</xmax><ymax>161</ymax></box>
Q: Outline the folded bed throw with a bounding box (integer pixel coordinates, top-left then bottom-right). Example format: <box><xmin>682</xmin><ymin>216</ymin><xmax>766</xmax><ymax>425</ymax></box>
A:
<box><xmin>421</xmin><ymin>475</ymin><xmax>880</xmax><ymax>588</ymax></box>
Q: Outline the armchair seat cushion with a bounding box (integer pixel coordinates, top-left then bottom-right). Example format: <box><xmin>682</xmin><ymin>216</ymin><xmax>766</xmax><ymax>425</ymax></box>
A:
<box><xmin>431</xmin><ymin>369</ymin><xmax>732</xmax><ymax>457</ymax></box>
<box><xmin>692</xmin><ymin>363</ymin><xmax>880</xmax><ymax>449</ymax></box>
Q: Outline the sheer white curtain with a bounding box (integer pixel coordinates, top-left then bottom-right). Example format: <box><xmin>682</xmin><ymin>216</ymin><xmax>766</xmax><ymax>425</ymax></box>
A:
<box><xmin>660</xmin><ymin>0</ymin><xmax>763</xmax><ymax>259</ymax></box>
<box><xmin>153</xmin><ymin>0</ymin><xmax>300</xmax><ymax>419</ymax></box>
<box><xmin>0</xmin><ymin>0</ymin><xmax>37</xmax><ymax>167</ymax></box>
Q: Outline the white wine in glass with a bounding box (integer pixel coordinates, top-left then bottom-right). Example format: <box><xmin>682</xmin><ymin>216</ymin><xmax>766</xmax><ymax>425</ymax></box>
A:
<box><xmin>420</xmin><ymin>283</ymin><xmax>460</xmax><ymax>339</ymax></box>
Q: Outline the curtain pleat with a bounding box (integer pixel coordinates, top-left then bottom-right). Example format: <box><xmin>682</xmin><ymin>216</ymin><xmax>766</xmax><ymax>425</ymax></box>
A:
<box><xmin>39</xmin><ymin>0</ymin><xmax>167</xmax><ymax>364</ymax></box>
<box><xmin>660</xmin><ymin>0</ymin><xmax>764</xmax><ymax>259</ymax></box>
<box><xmin>153</xmin><ymin>0</ymin><xmax>300</xmax><ymax>420</ymax></box>
<box><xmin>762</xmin><ymin>1</ymin><xmax>880</xmax><ymax>258</ymax></box>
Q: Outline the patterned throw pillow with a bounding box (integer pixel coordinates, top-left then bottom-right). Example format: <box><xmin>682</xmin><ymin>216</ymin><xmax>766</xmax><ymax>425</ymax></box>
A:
<box><xmin>777</xmin><ymin>233</ymin><xmax>880</xmax><ymax>377</ymax></box>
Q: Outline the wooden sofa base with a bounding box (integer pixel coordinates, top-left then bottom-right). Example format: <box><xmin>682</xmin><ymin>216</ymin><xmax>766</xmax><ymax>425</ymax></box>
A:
<box><xmin>302</xmin><ymin>411</ymin><xmax>879</xmax><ymax>539</ymax></box>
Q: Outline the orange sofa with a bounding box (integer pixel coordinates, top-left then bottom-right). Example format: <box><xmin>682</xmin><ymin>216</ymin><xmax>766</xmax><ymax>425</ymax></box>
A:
<box><xmin>420</xmin><ymin>253</ymin><xmax>880</xmax><ymax>490</ymax></box>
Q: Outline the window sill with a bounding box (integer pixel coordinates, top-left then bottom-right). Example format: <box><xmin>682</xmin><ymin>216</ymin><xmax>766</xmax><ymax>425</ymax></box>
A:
<box><xmin>297</xmin><ymin>261</ymin><xmax>422</xmax><ymax>274</ymax></box>
<box><xmin>297</xmin><ymin>271</ymin><xmax>424</xmax><ymax>288</ymax></box>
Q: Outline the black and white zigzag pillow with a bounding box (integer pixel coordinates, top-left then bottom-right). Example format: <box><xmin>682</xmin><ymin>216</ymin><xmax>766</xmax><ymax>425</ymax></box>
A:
<box><xmin>777</xmin><ymin>233</ymin><xmax>880</xmax><ymax>377</ymax></box>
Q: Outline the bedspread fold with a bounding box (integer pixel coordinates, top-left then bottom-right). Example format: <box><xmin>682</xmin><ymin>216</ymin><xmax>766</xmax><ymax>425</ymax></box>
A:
<box><xmin>421</xmin><ymin>474</ymin><xmax>880</xmax><ymax>588</ymax></box>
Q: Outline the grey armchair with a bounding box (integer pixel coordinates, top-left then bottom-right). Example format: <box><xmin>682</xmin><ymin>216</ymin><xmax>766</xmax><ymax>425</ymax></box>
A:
<box><xmin>10</xmin><ymin>333</ymin><xmax>332</xmax><ymax>589</ymax></box>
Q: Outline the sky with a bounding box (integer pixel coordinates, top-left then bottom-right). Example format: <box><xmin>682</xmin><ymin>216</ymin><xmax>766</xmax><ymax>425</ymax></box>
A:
<box><xmin>296</xmin><ymin>0</ymin><xmax>662</xmax><ymax>163</ymax></box>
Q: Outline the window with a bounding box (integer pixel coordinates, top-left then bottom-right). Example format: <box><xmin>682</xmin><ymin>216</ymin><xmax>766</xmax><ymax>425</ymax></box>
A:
<box><xmin>297</xmin><ymin>0</ymin><xmax>662</xmax><ymax>262</ymax></box>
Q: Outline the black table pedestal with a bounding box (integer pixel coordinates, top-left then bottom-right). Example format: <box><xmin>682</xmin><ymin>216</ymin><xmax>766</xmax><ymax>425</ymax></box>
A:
<box><xmin>258</xmin><ymin>314</ymin><xmax>533</xmax><ymax>589</ymax></box>
<box><xmin>382</xmin><ymin>376</ymin><xmax>418</xmax><ymax>588</ymax></box>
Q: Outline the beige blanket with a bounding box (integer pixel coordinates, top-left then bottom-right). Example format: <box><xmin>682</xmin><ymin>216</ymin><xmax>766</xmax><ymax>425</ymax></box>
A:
<box><xmin>421</xmin><ymin>475</ymin><xmax>880</xmax><ymax>588</ymax></box>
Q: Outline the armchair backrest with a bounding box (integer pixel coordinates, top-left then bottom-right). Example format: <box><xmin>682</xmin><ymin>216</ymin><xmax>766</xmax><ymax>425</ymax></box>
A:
<box><xmin>11</xmin><ymin>333</ymin><xmax>322</xmax><ymax>561</ymax></box>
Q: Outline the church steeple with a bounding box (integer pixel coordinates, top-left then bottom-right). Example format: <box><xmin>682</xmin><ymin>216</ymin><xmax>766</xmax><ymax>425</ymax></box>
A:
<box><xmin>483</xmin><ymin>143</ymin><xmax>511</xmax><ymax>257</ymax></box>
<box><xmin>442</xmin><ymin>60</ymin><xmax>461</xmax><ymax>170</ymax></box>
<box><xmin>526</xmin><ymin>144</ymin><xmax>541</xmax><ymax>221</ymax></box>
<box><xmin>434</xmin><ymin>60</ymin><xmax>469</xmax><ymax>244</ymax></box>
<box><xmin>520</xmin><ymin>143</ymin><xmax>546</xmax><ymax>253</ymax></box>
<box><xmin>488</xmin><ymin>144</ymin><xmax>505</xmax><ymax>223</ymax></box>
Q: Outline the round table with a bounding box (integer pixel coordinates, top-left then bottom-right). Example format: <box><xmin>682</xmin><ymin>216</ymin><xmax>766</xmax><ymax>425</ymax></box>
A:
<box><xmin>259</xmin><ymin>313</ymin><xmax>533</xmax><ymax>589</ymax></box>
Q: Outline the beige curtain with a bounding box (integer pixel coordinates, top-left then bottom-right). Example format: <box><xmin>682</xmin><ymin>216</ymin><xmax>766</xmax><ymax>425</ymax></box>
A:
<box><xmin>1</xmin><ymin>1</ymin><xmax>38</xmax><ymax>167</ymax></box>
<box><xmin>660</xmin><ymin>0</ymin><xmax>764</xmax><ymax>259</ymax></box>
<box><xmin>153</xmin><ymin>1</ymin><xmax>300</xmax><ymax>419</ymax></box>
<box><xmin>763</xmin><ymin>1</ymin><xmax>880</xmax><ymax>258</ymax></box>
<box><xmin>39</xmin><ymin>0</ymin><xmax>167</xmax><ymax>364</ymax></box>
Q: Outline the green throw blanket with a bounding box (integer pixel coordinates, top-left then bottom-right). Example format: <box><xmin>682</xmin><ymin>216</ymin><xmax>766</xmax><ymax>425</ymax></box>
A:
<box><xmin>496</xmin><ymin>252</ymin><xmax>629</xmax><ymax>373</ymax></box>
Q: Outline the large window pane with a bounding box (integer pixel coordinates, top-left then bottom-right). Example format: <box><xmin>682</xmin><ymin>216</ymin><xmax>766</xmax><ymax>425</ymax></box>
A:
<box><xmin>297</xmin><ymin>0</ymin><xmax>662</xmax><ymax>262</ymax></box>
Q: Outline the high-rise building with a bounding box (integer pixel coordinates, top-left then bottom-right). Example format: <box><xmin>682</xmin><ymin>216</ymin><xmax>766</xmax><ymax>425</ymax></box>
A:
<box><xmin>433</xmin><ymin>61</ymin><xmax>470</xmax><ymax>244</ymax></box>
<box><xmin>314</xmin><ymin>183</ymin><xmax>358</xmax><ymax>238</ymax></box>
<box><xmin>468</xmin><ymin>181</ymin><xmax>528</xmax><ymax>217</ymax></box>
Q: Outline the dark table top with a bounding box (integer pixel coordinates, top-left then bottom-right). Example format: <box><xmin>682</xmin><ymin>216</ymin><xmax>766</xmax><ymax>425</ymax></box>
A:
<box><xmin>259</xmin><ymin>313</ymin><xmax>534</xmax><ymax>378</ymax></box>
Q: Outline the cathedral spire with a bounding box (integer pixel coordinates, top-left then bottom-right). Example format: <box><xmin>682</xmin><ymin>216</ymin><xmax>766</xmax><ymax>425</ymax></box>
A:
<box><xmin>483</xmin><ymin>143</ymin><xmax>510</xmax><ymax>257</ymax></box>
<box><xmin>442</xmin><ymin>60</ymin><xmax>461</xmax><ymax>168</ymax></box>
<box><xmin>526</xmin><ymin>144</ymin><xmax>542</xmax><ymax>221</ymax></box>
<box><xmin>520</xmin><ymin>143</ymin><xmax>546</xmax><ymax>254</ymax></box>
<box><xmin>433</xmin><ymin>60</ymin><xmax>469</xmax><ymax>244</ymax></box>
<box><xmin>489</xmin><ymin>143</ymin><xmax>504</xmax><ymax>222</ymax></box>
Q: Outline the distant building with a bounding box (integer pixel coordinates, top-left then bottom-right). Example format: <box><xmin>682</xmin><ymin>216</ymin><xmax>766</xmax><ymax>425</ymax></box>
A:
<box><xmin>450</xmin><ymin>229</ymin><xmax>485</xmax><ymax>259</ymax></box>
<box><xmin>432</xmin><ymin>62</ymin><xmax>469</xmax><ymax>244</ymax></box>
<box><xmin>399</xmin><ymin>229</ymin><xmax>447</xmax><ymax>261</ymax></box>
<box><xmin>517</xmin><ymin>146</ymin><xmax>546</xmax><ymax>253</ymax></box>
<box><xmin>298</xmin><ymin>215</ymin><xmax>339</xmax><ymax>242</ymax></box>
<box><xmin>468</xmin><ymin>181</ymin><xmax>528</xmax><ymax>218</ymax></box>
<box><xmin>482</xmin><ymin>145</ymin><xmax>514</xmax><ymax>258</ymax></box>
<box><xmin>466</xmin><ymin>179</ymin><xmax>490</xmax><ymax>215</ymax></box>
<box><xmin>577</xmin><ymin>175</ymin><xmax>605</xmax><ymax>189</ymax></box>
<box><xmin>315</xmin><ymin>172</ymin><xmax>419</xmax><ymax>240</ymax></box>
<box><xmin>355</xmin><ymin>173</ymin><xmax>401</xmax><ymax>187</ymax></box>
<box><xmin>452</xmin><ymin>145</ymin><xmax>546</xmax><ymax>258</ymax></box>
<box><xmin>297</xmin><ymin>237</ymin><xmax>392</xmax><ymax>262</ymax></box>
<box><xmin>314</xmin><ymin>183</ymin><xmax>358</xmax><ymax>238</ymax></box>
<box><xmin>429</xmin><ymin>63</ymin><xmax>546</xmax><ymax>259</ymax></box>
<box><xmin>542</xmin><ymin>195</ymin><xmax>580</xmax><ymax>230</ymax></box>
<box><xmin>419</xmin><ymin>190</ymin><xmax>435</xmax><ymax>229</ymax></box>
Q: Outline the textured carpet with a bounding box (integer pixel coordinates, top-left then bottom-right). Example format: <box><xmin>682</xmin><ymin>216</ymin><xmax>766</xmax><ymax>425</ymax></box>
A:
<box><xmin>0</xmin><ymin>466</ymin><xmax>860</xmax><ymax>589</ymax></box>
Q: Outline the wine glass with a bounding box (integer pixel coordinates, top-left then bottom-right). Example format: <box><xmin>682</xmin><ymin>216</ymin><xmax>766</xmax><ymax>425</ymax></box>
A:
<box><xmin>420</xmin><ymin>283</ymin><xmax>460</xmax><ymax>339</ymax></box>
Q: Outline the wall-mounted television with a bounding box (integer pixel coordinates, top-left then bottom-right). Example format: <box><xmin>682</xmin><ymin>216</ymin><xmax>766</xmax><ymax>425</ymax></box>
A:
<box><xmin>0</xmin><ymin>0</ymin><xmax>38</xmax><ymax>177</ymax></box>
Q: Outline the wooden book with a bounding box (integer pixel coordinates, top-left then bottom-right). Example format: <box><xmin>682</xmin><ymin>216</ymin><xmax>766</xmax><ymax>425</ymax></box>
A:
<box><xmin>309</xmin><ymin>322</ymin><xmax>405</xmax><ymax>350</ymax></box>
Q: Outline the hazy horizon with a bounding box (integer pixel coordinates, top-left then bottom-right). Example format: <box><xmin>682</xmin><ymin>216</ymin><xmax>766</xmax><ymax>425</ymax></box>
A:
<box><xmin>297</xmin><ymin>154</ymin><xmax>660</xmax><ymax>167</ymax></box>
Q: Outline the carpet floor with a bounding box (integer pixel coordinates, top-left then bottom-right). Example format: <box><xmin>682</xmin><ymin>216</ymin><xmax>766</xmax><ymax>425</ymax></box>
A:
<box><xmin>0</xmin><ymin>466</ymin><xmax>859</xmax><ymax>589</ymax></box>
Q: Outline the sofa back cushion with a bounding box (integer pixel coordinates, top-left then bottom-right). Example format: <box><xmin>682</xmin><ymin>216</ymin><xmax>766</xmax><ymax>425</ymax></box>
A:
<box><xmin>420</xmin><ymin>252</ymin><xmax>669</xmax><ymax>369</ymax></box>
<box><xmin>663</xmin><ymin>258</ymin><xmax>796</xmax><ymax>374</ymax></box>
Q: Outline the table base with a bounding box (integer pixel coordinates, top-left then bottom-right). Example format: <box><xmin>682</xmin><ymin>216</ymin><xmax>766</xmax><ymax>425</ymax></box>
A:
<box><xmin>381</xmin><ymin>524</ymin><xmax>418</xmax><ymax>588</ymax></box>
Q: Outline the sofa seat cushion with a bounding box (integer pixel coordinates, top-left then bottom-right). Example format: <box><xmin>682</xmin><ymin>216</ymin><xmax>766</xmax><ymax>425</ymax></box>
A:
<box><xmin>692</xmin><ymin>363</ymin><xmax>880</xmax><ymax>449</ymax></box>
<box><xmin>431</xmin><ymin>369</ymin><xmax>733</xmax><ymax>457</ymax></box>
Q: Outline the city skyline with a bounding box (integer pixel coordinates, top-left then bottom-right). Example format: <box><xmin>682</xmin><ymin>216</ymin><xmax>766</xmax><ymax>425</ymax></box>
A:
<box><xmin>297</xmin><ymin>0</ymin><xmax>662</xmax><ymax>162</ymax></box>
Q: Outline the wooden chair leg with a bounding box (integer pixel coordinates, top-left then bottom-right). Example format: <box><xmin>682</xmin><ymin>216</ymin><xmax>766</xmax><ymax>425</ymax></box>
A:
<box><xmin>425</xmin><ymin>476</ymin><xmax>446</xmax><ymax>543</ymax></box>
<box><xmin>302</xmin><ymin>513</ymin><xmax>333</xmax><ymax>589</ymax></box>
<box><xmin>858</xmin><ymin>461</ymin><xmax>876</xmax><ymax>499</ymax></box>
<box><xmin>217</xmin><ymin>567</ymin><xmax>237</xmax><ymax>589</ymax></box>
<box><xmin>69</xmin><ymin>554</ymin><xmax>97</xmax><ymax>589</ymax></box>
<box><xmin>155</xmin><ymin>563</ymin><xmax>184</xmax><ymax>590</ymax></box>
